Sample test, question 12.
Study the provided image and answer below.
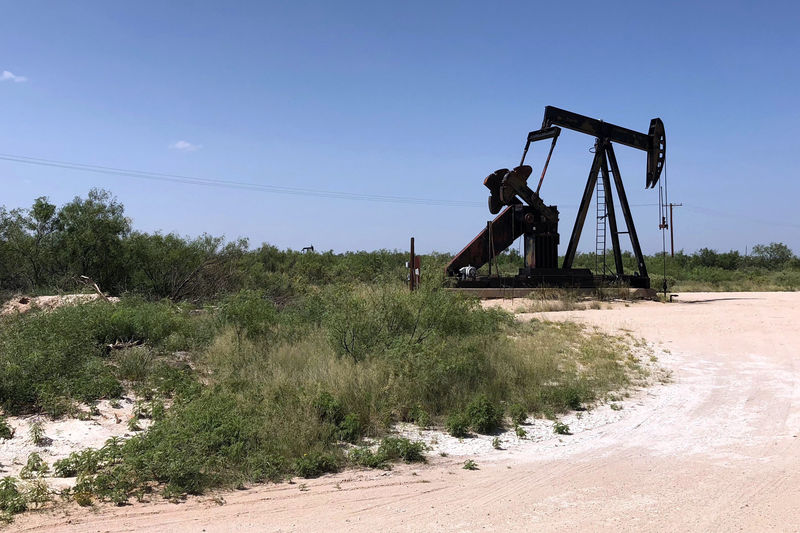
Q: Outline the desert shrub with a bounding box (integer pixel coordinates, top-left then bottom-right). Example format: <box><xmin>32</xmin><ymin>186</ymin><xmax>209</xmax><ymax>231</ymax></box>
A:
<box><xmin>349</xmin><ymin>437</ymin><xmax>426</xmax><ymax>469</ymax></box>
<box><xmin>53</xmin><ymin>454</ymin><xmax>81</xmax><ymax>478</ymax></box>
<box><xmin>149</xmin><ymin>398</ymin><xmax>166</xmax><ymax>421</ymax></box>
<box><xmin>446</xmin><ymin>412</ymin><xmax>470</xmax><ymax>438</ymax></box>
<box><xmin>114</xmin><ymin>346</ymin><xmax>154</xmax><ymax>382</ymax></box>
<box><xmin>20</xmin><ymin>453</ymin><xmax>49</xmax><ymax>479</ymax></box>
<box><xmin>0</xmin><ymin>308</ymin><xmax>105</xmax><ymax>413</ymax></box>
<box><xmin>54</xmin><ymin>445</ymin><xmax>121</xmax><ymax>480</ymax></box>
<box><xmin>381</xmin><ymin>337</ymin><xmax>498</xmax><ymax>417</ymax></box>
<box><xmin>537</xmin><ymin>383</ymin><xmax>586</xmax><ymax>412</ymax></box>
<box><xmin>29</xmin><ymin>421</ymin><xmax>47</xmax><ymax>446</ymax></box>
<box><xmin>219</xmin><ymin>290</ymin><xmax>277</xmax><ymax>341</ymax></box>
<box><xmin>145</xmin><ymin>364</ymin><xmax>200</xmax><ymax>400</ymax></box>
<box><xmin>377</xmin><ymin>437</ymin><xmax>426</xmax><ymax>463</ymax></box>
<box><xmin>508</xmin><ymin>403</ymin><xmax>527</xmax><ymax>425</ymax></box>
<box><xmin>349</xmin><ymin>447</ymin><xmax>389</xmax><ymax>469</ymax></box>
<box><xmin>121</xmin><ymin>391</ymin><xmax>268</xmax><ymax>494</ymax></box>
<box><xmin>322</xmin><ymin>285</ymin><xmax>507</xmax><ymax>363</ymax></box>
<box><xmin>0</xmin><ymin>477</ymin><xmax>27</xmax><ymax>515</ymax></box>
<box><xmin>0</xmin><ymin>417</ymin><xmax>13</xmax><ymax>439</ymax></box>
<box><xmin>336</xmin><ymin>414</ymin><xmax>362</xmax><ymax>444</ymax></box>
<box><xmin>553</xmin><ymin>421</ymin><xmax>571</xmax><ymax>435</ymax></box>
<box><xmin>92</xmin><ymin>299</ymin><xmax>187</xmax><ymax>346</ymax></box>
<box><xmin>465</xmin><ymin>394</ymin><xmax>502</xmax><ymax>434</ymax></box>
<box><xmin>293</xmin><ymin>452</ymin><xmax>339</xmax><ymax>478</ymax></box>
<box><xmin>23</xmin><ymin>479</ymin><xmax>50</xmax><ymax>508</ymax></box>
<box><xmin>407</xmin><ymin>405</ymin><xmax>431</xmax><ymax>428</ymax></box>
<box><xmin>70</xmin><ymin>359</ymin><xmax>124</xmax><ymax>403</ymax></box>
<box><xmin>42</xmin><ymin>284</ymin><xmax>641</xmax><ymax>504</ymax></box>
<box><xmin>0</xmin><ymin>299</ymin><xmax>203</xmax><ymax>415</ymax></box>
<box><xmin>313</xmin><ymin>391</ymin><xmax>344</xmax><ymax>425</ymax></box>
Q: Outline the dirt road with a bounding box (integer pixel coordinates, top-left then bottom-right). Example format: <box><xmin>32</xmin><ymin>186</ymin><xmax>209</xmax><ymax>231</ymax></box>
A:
<box><xmin>15</xmin><ymin>292</ymin><xmax>800</xmax><ymax>532</ymax></box>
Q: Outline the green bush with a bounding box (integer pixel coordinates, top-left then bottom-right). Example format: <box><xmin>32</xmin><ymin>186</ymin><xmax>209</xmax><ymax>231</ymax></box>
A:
<box><xmin>336</xmin><ymin>414</ymin><xmax>362</xmax><ymax>444</ymax></box>
<box><xmin>322</xmin><ymin>285</ymin><xmax>507</xmax><ymax>363</ymax></box>
<box><xmin>220</xmin><ymin>290</ymin><xmax>277</xmax><ymax>340</ymax></box>
<box><xmin>293</xmin><ymin>452</ymin><xmax>338</xmax><ymax>478</ymax></box>
<box><xmin>53</xmin><ymin>454</ymin><xmax>81</xmax><ymax>478</ymax></box>
<box><xmin>446</xmin><ymin>412</ymin><xmax>470</xmax><ymax>438</ymax></box>
<box><xmin>0</xmin><ymin>477</ymin><xmax>27</xmax><ymax>515</ymax></box>
<box><xmin>0</xmin><ymin>418</ymin><xmax>13</xmax><ymax>439</ymax></box>
<box><xmin>313</xmin><ymin>392</ymin><xmax>344</xmax><ymax>425</ymax></box>
<box><xmin>508</xmin><ymin>404</ymin><xmax>527</xmax><ymax>425</ymax></box>
<box><xmin>349</xmin><ymin>447</ymin><xmax>389</xmax><ymax>469</ymax></box>
<box><xmin>0</xmin><ymin>299</ymin><xmax>202</xmax><ymax>416</ymax></box>
<box><xmin>377</xmin><ymin>437</ymin><xmax>426</xmax><ymax>463</ymax></box>
<box><xmin>553</xmin><ymin>421</ymin><xmax>571</xmax><ymax>435</ymax></box>
<box><xmin>407</xmin><ymin>405</ymin><xmax>431</xmax><ymax>428</ymax></box>
<box><xmin>29</xmin><ymin>422</ymin><xmax>46</xmax><ymax>446</ymax></box>
<box><xmin>24</xmin><ymin>479</ymin><xmax>50</xmax><ymax>508</ymax></box>
<box><xmin>349</xmin><ymin>437</ymin><xmax>426</xmax><ymax>469</ymax></box>
<box><xmin>20</xmin><ymin>453</ymin><xmax>49</xmax><ymax>479</ymax></box>
<box><xmin>121</xmin><ymin>392</ymin><xmax>268</xmax><ymax>494</ymax></box>
<box><xmin>114</xmin><ymin>347</ymin><xmax>154</xmax><ymax>382</ymax></box>
<box><xmin>94</xmin><ymin>299</ymin><xmax>187</xmax><ymax>346</ymax></box>
<box><xmin>565</xmin><ymin>387</ymin><xmax>584</xmax><ymax>410</ymax></box>
<box><xmin>463</xmin><ymin>459</ymin><xmax>478</xmax><ymax>470</ymax></box>
<box><xmin>465</xmin><ymin>394</ymin><xmax>502</xmax><ymax>434</ymax></box>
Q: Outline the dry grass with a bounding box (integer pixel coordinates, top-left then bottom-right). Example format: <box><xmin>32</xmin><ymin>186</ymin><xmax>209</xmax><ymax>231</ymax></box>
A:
<box><xmin>514</xmin><ymin>288</ymin><xmax>607</xmax><ymax>313</ymax></box>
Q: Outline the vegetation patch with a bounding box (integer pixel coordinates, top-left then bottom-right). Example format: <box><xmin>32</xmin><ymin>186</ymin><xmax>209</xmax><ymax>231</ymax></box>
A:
<box><xmin>0</xmin><ymin>190</ymin><xmax>681</xmax><ymax>519</ymax></box>
<box><xmin>465</xmin><ymin>395</ymin><xmax>503</xmax><ymax>434</ymax></box>
<box><xmin>0</xmin><ymin>417</ymin><xmax>13</xmax><ymax>440</ymax></box>
<box><xmin>350</xmin><ymin>437</ymin><xmax>427</xmax><ymax>470</ymax></box>
<box><xmin>0</xmin><ymin>285</ymin><xmax>643</xmax><ymax>508</ymax></box>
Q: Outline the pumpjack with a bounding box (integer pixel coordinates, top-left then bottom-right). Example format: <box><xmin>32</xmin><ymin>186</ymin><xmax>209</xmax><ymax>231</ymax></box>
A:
<box><xmin>446</xmin><ymin>106</ymin><xmax>666</xmax><ymax>289</ymax></box>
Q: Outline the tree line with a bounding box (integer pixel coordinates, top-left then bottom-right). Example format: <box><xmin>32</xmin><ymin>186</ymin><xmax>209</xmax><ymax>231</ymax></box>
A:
<box><xmin>1</xmin><ymin>189</ymin><xmax>797</xmax><ymax>299</ymax></box>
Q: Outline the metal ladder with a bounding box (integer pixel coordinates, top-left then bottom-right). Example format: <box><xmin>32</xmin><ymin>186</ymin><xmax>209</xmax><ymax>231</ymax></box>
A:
<box><xmin>595</xmin><ymin>177</ymin><xmax>607</xmax><ymax>275</ymax></box>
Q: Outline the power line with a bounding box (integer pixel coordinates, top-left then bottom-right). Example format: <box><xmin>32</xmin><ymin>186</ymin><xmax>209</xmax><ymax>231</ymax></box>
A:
<box><xmin>683</xmin><ymin>204</ymin><xmax>800</xmax><ymax>229</ymax></box>
<box><xmin>0</xmin><ymin>151</ymin><xmax>661</xmax><ymax>210</ymax></box>
<box><xmin>0</xmin><ymin>153</ymin><xmax>483</xmax><ymax>208</ymax></box>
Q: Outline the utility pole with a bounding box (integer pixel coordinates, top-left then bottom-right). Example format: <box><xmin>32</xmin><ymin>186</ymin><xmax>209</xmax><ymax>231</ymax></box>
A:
<box><xmin>669</xmin><ymin>203</ymin><xmax>682</xmax><ymax>257</ymax></box>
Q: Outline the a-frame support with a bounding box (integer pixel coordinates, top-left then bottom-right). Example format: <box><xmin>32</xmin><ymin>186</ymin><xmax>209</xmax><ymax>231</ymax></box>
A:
<box><xmin>561</xmin><ymin>139</ymin><xmax>649</xmax><ymax>279</ymax></box>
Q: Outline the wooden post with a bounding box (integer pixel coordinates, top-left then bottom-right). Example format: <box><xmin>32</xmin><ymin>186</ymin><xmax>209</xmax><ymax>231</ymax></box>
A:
<box><xmin>409</xmin><ymin>237</ymin><xmax>415</xmax><ymax>291</ymax></box>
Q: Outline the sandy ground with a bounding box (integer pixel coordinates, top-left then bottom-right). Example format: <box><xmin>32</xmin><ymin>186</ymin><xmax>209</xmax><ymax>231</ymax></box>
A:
<box><xmin>1</xmin><ymin>294</ymin><xmax>117</xmax><ymax>316</ymax></box>
<box><xmin>1</xmin><ymin>398</ymin><xmax>149</xmax><ymax>490</ymax></box>
<box><xmin>12</xmin><ymin>292</ymin><xmax>800</xmax><ymax>532</ymax></box>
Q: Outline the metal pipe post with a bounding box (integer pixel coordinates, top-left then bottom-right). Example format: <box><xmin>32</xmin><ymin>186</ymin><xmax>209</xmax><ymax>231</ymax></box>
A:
<box><xmin>669</xmin><ymin>203</ymin><xmax>682</xmax><ymax>257</ymax></box>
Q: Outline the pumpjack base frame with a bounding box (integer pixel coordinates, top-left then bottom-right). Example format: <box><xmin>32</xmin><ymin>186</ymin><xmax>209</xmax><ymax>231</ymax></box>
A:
<box><xmin>455</xmin><ymin>269</ymin><xmax>651</xmax><ymax>289</ymax></box>
<box><xmin>448</xmin><ymin>286</ymin><xmax>659</xmax><ymax>300</ymax></box>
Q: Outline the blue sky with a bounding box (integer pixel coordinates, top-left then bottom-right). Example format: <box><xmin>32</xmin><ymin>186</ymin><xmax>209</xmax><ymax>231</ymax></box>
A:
<box><xmin>2</xmin><ymin>1</ymin><xmax>799</xmax><ymax>254</ymax></box>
